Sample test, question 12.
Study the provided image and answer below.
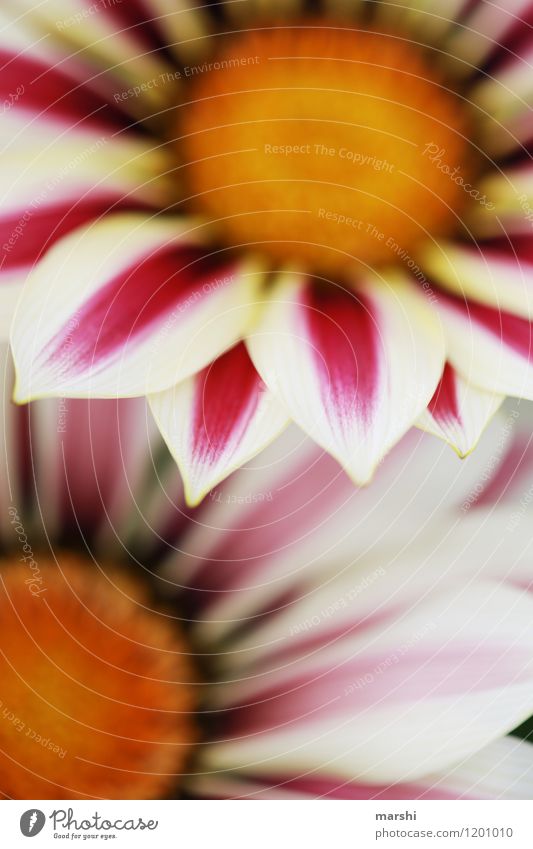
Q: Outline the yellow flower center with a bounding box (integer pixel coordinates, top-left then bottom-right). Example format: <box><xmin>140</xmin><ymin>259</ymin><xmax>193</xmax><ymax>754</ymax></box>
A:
<box><xmin>177</xmin><ymin>23</ymin><xmax>476</xmax><ymax>275</ymax></box>
<box><xmin>0</xmin><ymin>552</ymin><xmax>197</xmax><ymax>799</ymax></box>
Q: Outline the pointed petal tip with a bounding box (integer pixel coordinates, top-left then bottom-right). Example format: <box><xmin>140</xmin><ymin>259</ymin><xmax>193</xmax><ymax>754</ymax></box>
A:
<box><xmin>11</xmin><ymin>371</ymin><xmax>37</xmax><ymax>406</ymax></box>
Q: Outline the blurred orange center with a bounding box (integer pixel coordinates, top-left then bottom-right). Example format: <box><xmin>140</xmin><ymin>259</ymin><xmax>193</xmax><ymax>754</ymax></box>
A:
<box><xmin>178</xmin><ymin>24</ymin><xmax>474</xmax><ymax>274</ymax></box>
<box><xmin>0</xmin><ymin>553</ymin><xmax>197</xmax><ymax>799</ymax></box>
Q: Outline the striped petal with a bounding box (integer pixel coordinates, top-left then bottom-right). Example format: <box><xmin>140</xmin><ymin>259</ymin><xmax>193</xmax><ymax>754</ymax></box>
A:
<box><xmin>225</xmin><ymin>0</ymin><xmax>303</xmax><ymax>20</ymax></box>
<box><xmin>149</xmin><ymin>343</ymin><xmax>290</xmax><ymax>507</ymax></box>
<box><xmin>423</xmin><ymin>737</ymin><xmax>533</xmax><ymax>800</ymax></box>
<box><xmin>181</xmin><ymin>420</ymin><xmax>512</xmax><ymax>648</ymax></box>
<box><xmin>416</xmin><ymin>363</ymin><xmax>504</xmax><ymax>456</ymax></box>
<box><xmin>200</xmin><ymin>579</ymin><xmax>533</xmax><ymax>783</ymax></box>
<box><xmin>7</xmin><ymin>1</ymin><xmax>174</xmax><ymax>113</ymax></box>
<box><xmin>447</xmin><ymin>0</ymin><xmax>533</xmax><ymax>69</ymax></box>
<box><xmin>471</xmin><ymin>48</ymin><xmax>533</xmax><ymax>152</ymax></box>
<box><xmin>11</xmin><ymin>214</ymin><xmax>262</xmax><ymax>401</ymax></box>
<box><xmin>0</xmin><ymin>47</ymin><xmax>171</xmax><ymax>330</ymax></box>
<box><xmin>422</xmin><ymin>239</ymin><xmax>533</xmax><ymax>319</ymax></box>
<box><xmin>468</xmin><ymin>166</ymin><xmax>533</xmax><ymax>236</ymax></box>
<box><xmin>376</xmin><ymin>0</ymin><xmax>469</xmax><ymax>43</ymax></box>
<box><xmin>190</xmin><ymin>737</ymin><xmax>533</xmax><ymax>798</ymax></box>
<box><xmin>146</xmin><ymin>0</ymin><xmax>211</xmax><ymax>62</ymax></box>
<box><xmin>436</xmin><ymin>291</ymin><xmax>533</xmax><ymax>399</ymax></box>
<box><xmin>246</xmin><ymin>272</ymin><xmax>445</xmax><ymax>485</ymax></box>
<box><xmin>0</xmin><ymin>342</ymin><xmax>27</xmax><ymax>534</ymax></box>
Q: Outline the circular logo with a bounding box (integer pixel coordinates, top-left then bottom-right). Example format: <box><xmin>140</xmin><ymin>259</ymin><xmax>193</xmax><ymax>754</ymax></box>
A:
<box><xmin>20</xmin><ymin>810</ymin><xmax>46</xmax><ymax>837</ymax></box>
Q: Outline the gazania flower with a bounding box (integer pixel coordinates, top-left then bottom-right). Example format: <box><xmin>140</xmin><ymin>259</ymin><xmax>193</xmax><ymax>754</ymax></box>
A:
<box><xmin>4</xmin><ymin>2</ymin><xmax>533</xmax><ymax>504</ymax></box>
<box><xmin>3</xmin><ymin>343</ymin><xmax>533</xmax><ymax>799</ymax></box>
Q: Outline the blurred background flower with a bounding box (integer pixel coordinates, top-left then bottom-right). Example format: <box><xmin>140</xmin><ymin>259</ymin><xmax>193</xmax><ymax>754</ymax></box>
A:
<box><xmin>3</xmin><ymin>341</ymin><xmax>533</xmax><ymax>800</ymax></box>
<box><xmin>3</xmin><ymin>1</ymin><xmax>533</xmax><ymax>502</ymax></box>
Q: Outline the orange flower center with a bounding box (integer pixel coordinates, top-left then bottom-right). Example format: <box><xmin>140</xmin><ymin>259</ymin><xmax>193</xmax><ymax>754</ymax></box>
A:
<box><xmin>177</xmin><ymin>23</ymin><xmax>475</xmax><ymax>276</ymax></box>
<box><xmin>0</xmin><ymin>552</ymin><xmax>197</xmax><ymax>799</ymax></box>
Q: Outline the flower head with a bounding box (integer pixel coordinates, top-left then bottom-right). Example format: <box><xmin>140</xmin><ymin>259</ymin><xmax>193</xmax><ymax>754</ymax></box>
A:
<box><xmin>3</xmin><ymin>343</ymin><xmax>533</xmax><ymax>798</ymax></box>
<box><xmin>0</xmin><ymin>552</ymin><xmax>197</xmax><ymax>799</ymax></box>
<box><xmin>4</xmin><ymin>1</ymin><xmax>533</xmax><ymax>502</ymax></box>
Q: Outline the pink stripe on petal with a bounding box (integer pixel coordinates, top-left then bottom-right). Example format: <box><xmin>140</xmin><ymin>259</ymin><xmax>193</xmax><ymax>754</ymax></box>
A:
<box><xmin>444</xmin><ymin>292</ymin><xmax>533</xmax><ymax>359</ymax></box>
<box><xmin>303</xmin><ymin>286</ymin><xmax>379</xmax><ymax>429</ymax></box>
<box><xmin>488</xmin><ymin>2</ymin><xmax>533</xmax><ymax>64</ymax></box>
<box><xmin>418</xmin><ymin>359</ymin><xmax>503</xmax><ymax>457</ymax></box>
<box><xmin>191</xmin><ymin>344</ymin><xmax>262</xmax><ymax>466</ymax></box>
<box><xmin>100</xmin><ymin>0</ymin><xmax>169</xmax><ymax>51</ymax></box>
<box><xmin>183</xmin><ymin>450</ymin><xmax>352</xmax><ymax>603</ymax></box>
<box><xmin>0</xmin><ymin>198</ymin><xmax>147</xmax><ymax>273</ymax></box>
<box><xmin>428</xmin><ymin>363</ymin><xmax>461</xmax><ymax>426</ymax></box>
<box><xmin>58</xmin><ymin>397</ymin><xmax>145</xmax><ymax>534</ymax></box>
<box><xmin>219</xmin><ymin>647</ymin><xmax>531</xmax><ymax>736</ymax></box>
<box><xmin>248</xmin><ymin>274</ymin><xmax>444</xmax><ymax>485</ymax></box>
<box><xmin>0</xmin><ymin>51</ymin><xmax>125</xmax><ymax>129</ymax></box>
<box><xmin>150</xmin><ymin>343</ymin><xmax>290</xmax><ymax>506</ymax></box>
<box><xmin>41</xmin><ymin>249</ymin><xmax>236</xmax><ymax>377</ymax></box>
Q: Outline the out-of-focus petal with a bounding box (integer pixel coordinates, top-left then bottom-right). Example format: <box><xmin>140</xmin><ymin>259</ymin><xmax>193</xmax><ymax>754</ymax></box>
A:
<box><xmin>149</xmin><ymin>343</ymin><xmax>289</xmax><ymax>507</ymax></box>
<box><xmin>469</xmin><ymin>167</ymin><xmax>533</xmax><ymax>234</ymax></box>
<box><xmin>174</xmin><ymin>416</ymin><xmax>510</xmax><ymax>643</ymax></box>
<box><xmin>224</xmin><ymin>0</ymin><xmax>303</xmax><ymax>21</ymax></box>
<box><xmin>436</xmin><ymin>291</ymin><xmax>533</xmax><ymax>399</ymax></box>
<box><xmin>422</xmin><ymin>239</ymin><xmax>533</xmax><ymax>319</ymax></box>
<box><xmin>199</xmin><ymin>579</ymin><xmax>533</xmax><ymax>784</ymax></box>
<box><xmin>447</xmin><ymin>0</ymin><xmax>533</xmax><ymax>69</ymax></box>
<box><xmin>147</xmin><ymin>0</ymin><xmax>211</xmax><ymax>62</ymax></box>
<box><xmin>377</xmin><ymin>0</ymin><xmax>469</xmax><ymax>43</ymax></box>
<box><xmin>8</xmin><ymin>0</ymin><xmax>175</xmax><ymax>113</ymax></box>
<box><xmin>0</xmin><ymin>42</ymin><xmax>171</xmax><ymax>325</ymax></box>
<box><xmin>11</xmin><ymin>214</ymin><xmax>262</xmax><ymax>401</ymax></box>
<box><xmin>471</xmin><ymin>48</ymin><xmax>533</xmax><ymax>150</ymax></box>
<box><xmin>423</xmin><ymin>737</ymin><xmax>533</xmax><ymax>800</ymax></box>
<box><xmin>189</xmin><ymin>737</ymin><xmax>533</xmax><ymax>798</ymax></box>
<box><xmin>246</xmin><ymin>272</ymin><xmax>445</xmax><ymax>486</ymax></box>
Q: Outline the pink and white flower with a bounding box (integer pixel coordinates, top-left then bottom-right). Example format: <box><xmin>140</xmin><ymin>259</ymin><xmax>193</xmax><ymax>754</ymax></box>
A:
<box><xmin>3</xmin><ymin>1</ymin><xmax>533</xmax><ymax>503</ymax></box>
<box><xmin>3</xmin><ymin>341</ymin><xmax>533</xmax><ymax>799</ymax></box>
